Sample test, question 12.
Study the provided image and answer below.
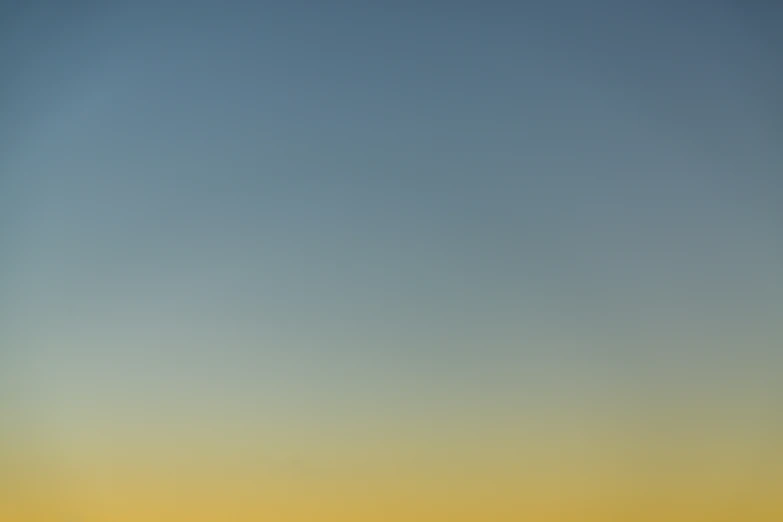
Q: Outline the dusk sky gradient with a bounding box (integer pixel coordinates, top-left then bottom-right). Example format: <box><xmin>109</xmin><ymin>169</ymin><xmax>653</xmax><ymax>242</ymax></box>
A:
<box><xmin>2</xmin><ymin>2</ymin><xmax>782</xmax><ymax>520</ymax></box>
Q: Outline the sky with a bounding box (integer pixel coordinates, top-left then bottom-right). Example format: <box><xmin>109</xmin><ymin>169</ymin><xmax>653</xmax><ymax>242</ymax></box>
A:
<box><xmin>2</xmin><ymin>2</ymin><xmax>782</xmax><ymax>520</ymax></box>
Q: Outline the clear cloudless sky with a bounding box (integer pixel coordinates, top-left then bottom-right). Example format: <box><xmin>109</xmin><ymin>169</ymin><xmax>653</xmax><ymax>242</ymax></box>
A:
<box><xmin>1</xmin><ymin>2</ymin><xmax>782</xmax><ymax>520</ymax></box>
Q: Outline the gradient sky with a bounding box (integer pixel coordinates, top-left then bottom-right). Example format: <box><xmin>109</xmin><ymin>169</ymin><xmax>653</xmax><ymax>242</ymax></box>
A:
<box><xmin>2</xmin><ymin>2</ymin><xmax>782</xmax><ymax>520</ymax></box>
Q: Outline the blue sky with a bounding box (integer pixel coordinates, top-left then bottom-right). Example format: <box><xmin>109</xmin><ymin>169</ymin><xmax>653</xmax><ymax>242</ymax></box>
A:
<box><xmin>2</xmin><ymin>2</ymin><xmax>782</xmax><ymax>433</ymax></box>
